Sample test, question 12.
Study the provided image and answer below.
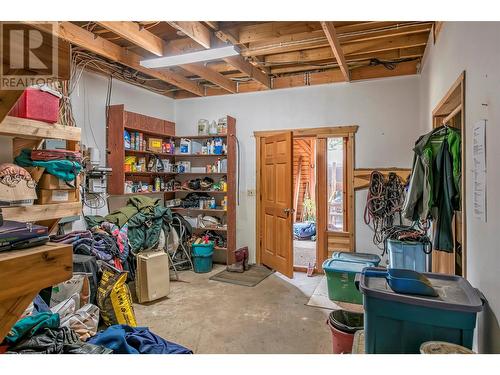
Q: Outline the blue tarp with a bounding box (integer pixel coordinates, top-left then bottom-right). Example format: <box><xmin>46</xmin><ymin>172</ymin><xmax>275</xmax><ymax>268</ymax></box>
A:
<box><xmin>293</xmin><ymin>222</ymin><xmax>316</xmax><ymax>240</ymax></box>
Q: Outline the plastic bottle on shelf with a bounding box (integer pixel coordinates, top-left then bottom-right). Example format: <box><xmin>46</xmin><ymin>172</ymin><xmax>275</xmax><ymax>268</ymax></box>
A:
<box><xmin>210</xmin><ymin>197</ymin><xmax>216</xmax><ymax>209</ymax></box>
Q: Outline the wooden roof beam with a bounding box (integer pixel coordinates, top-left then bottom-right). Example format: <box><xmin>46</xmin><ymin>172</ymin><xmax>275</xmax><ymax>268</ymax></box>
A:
<box><xmin>321</xmin><ymin>22</ymin><xmax>350</xmax><ymax>82</ymax></box>
<box><xmin>224</xmin><ymin>55</ymin><xmax>270</xmax><ymax>88</ymax></box>
<box><xmin>26</xmin><ymin>22</ymin><xmax>203</xmax><ymax>96</ymax></box>
<box><xmin>96</xmin><ymin>21</ymin><xmax>165</xmax><ymax>56</ymax></box>
<box><xmin>170</xmin><ymin>21</ymin><xmax>271</xmax><ymax>89</ymax></box>
<box><xmin>264</xmin><ymin>33</ymin><xmax>429</xmax><ymax>64</ymax></box>
<box><xmin>168</xmin><ymin>22</ymin><xmax>211</xmax><ymax>49</ymax></box>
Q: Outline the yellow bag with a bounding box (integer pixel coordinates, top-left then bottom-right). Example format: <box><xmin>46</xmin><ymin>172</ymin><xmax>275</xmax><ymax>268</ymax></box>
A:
<box><xmin>97</xmin><ymin>268</ymin><xmax>137</xmax><ymax>327</ymax></box>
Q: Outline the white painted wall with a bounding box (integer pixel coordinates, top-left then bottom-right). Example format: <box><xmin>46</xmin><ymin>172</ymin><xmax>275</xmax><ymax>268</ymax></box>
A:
<box><xmin>70</xmin><ymin>70</ymin><xmax>175</xmax><ymax>220</ymax></box>
<box><xmin>174</xmin><ymin>76</ymin><xmax>423</xmax><ymax>265</ymax></box>
<box><xmin>420</xmin><ymin>21</ymin><xmax>500</xmax><ymax>353</ymax></box>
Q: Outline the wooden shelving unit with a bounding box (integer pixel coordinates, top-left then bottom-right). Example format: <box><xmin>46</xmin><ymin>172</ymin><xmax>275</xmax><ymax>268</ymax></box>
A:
<box><xmin>0</xmin><ymin>242</ymin><xmax>73</xmax><ymax>341</ymax></box>
<box><xmin>107</xmin><ymin>105</ymin><xmax>237</xmax><ymax>264</ymax></box>
<box><xmin>0</xmin><ymin>116</ymin><xmax>82</xmax><ymax>230</ymax></box>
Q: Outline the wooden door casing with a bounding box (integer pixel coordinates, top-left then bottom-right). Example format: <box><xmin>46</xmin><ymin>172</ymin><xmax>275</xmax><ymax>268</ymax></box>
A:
<box><xmin>260</xmin><ymin>132</ymin><xmax>294</xmax><ymax>278</ymax></box>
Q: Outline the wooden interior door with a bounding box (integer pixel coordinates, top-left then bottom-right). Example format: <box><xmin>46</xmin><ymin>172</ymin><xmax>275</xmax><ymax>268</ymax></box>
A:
<box><xmin>260</xmin><ymin>132</ymin><xmax>294</xmax><ymax>278</ymax></box>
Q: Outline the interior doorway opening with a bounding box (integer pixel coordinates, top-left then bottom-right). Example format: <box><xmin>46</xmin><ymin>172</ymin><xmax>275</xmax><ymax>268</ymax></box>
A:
<box><xmin>292</xmin><ymin>137</ymin><xmax>317</xmax><ymax>271</ymax></box>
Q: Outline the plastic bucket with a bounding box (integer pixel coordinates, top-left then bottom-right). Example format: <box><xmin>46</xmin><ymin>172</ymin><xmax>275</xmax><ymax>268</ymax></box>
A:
<box><xmin>192</xmin><ymin>242</ymin><xmax>214</xmax><ymax>256</ymax></box>
<box><xmin>327</xmin><ymin>310</ymin><xmax>364</xmax><ymax>354</ymax></box>
<box><xmin>193</xmin><ymin>252</ymin><xmax>213</xmax><ymax>273</ymax></box>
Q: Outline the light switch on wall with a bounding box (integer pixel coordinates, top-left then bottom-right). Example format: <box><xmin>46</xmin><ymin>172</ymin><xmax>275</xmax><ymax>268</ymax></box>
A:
<box><xmin>247</xmin><ymin>189</ymin><xmax>256</xmax><ymax>196</ymax></box>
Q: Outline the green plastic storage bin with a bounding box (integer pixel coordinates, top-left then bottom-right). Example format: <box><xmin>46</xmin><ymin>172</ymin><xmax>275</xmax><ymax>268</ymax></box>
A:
<box><xmin>322</xmin><ymin>259</ymin><xmax>370</xmax><ymax>304</ymax></box>
<box><xmin>332</xmin><ymin>251</ymin><xmax>381</xmax><ymax>267</ymax></box>
<box><xmin>359</xmin><ymin>268</ymin><xmax>484</xmax><ymax>353</ymax></box>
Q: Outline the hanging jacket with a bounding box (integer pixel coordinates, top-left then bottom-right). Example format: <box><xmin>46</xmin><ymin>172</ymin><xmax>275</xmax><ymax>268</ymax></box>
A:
<box><xmin>433</xmin><ymin>139</ymin><xmax>459</xmax><ymax>250</ymax></box>
<box><xmin>403</xmin><ymin>126</ymin><xmax>461</xmax><ymax>221</ymax></box>
<box><xmin>402</xmin><ymin>126</ymin><xmax>461</xmax><ymax>252</ymax></box>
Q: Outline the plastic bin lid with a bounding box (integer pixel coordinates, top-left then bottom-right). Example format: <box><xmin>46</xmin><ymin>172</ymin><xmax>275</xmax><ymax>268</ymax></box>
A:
<box><xmin>359</xmin><ymin>267</ymin><xmax>484</xmax><ymax>313</ymax></box>
<box><xmin>333</xmin><ymin>251</ymin><xmax>381</xmax><ymax>264</ymax></box>
<box><xmin>322</xmin><ymin>259</ymin><xmax>370</xmax><ymax>274</ymax></box>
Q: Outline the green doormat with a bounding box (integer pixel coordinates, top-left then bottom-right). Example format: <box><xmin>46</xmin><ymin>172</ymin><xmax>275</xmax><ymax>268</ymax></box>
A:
<box><xmin>209</xmin><ymin>265</ymin><xmax>274</xmax><ymax>287</ymax></box>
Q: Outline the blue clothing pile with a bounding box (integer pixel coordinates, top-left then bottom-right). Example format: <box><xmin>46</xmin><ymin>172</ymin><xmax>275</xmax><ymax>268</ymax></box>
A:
<box><xmin>88</xmin><ymin>325</ymin><xmax>192</xmax><ymax>354</ymax></box>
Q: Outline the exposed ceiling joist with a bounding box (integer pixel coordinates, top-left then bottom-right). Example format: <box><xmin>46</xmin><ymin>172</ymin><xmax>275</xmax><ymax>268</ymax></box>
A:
<box><xmin>170</xmin><ymin>21</ymin><xmax>271</xmax><ymax>89</ymax></box>
<box><xmin>178</xmin><ymin>63</ymin><xmax>237</xmax><ymax>93</ymax></box>
<box><xmin>238</xmin><ymin>21</ymin><xmax>403</xmax><ymax>44</ymax></box>
<box><xmin>168</xmin><ymin>21</ymin><xmax>212</xmax><ymax>49</ymax></box>
<box><xmin>204</xmin><ymin>21</ymin><xmax>219</xmax><ymax>30</ymax></box>
<box><xmin>268</xmin><ymin>46</ymin><xmax>426</xmax><ymax>74</ymax></box>
<box><xmin>242</xmin><ymin>22</ymin><xmax>433</xmax><ymax>57</ymax></box>
<box><xmin>27</xmin><ymin>22</ymin><xmax>204</xmax><ymax>96</ymax></box>
<box><xmin>96</xmin><ymin>21</ymin><xmax>165</xmax><ymax>56</ymax></box>
<box><xmin>175</xmin><ymin>59</ymin><xmax>419</xmax><ymax>99</ymax></box>
<box><xmin>321</xmin><ymin>22</ymin><xmax>350</xmax><ymax>82</ymax></box>
<box><xmin>264</xmin><ymin>33</ymin><xmax>429</xmax><ymax>64</ymax></box>
<box><xmin>224</xmin><ymin>55</ymin><xmax>270</xmax><ymax>88</ymax></box>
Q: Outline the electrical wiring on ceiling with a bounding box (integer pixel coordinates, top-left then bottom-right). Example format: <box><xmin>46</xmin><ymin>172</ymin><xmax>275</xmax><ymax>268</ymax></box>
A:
<box><xmin>242</xmin><ymin>22</ymin><xmax>431</xmax><ymax>56</ymax></box>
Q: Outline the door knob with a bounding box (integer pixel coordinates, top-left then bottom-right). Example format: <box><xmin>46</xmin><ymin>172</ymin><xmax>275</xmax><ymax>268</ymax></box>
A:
<box><xmin>283</xmin><ymin>208</ymin><xmax>295</xmax><ymax>215</ymax></box>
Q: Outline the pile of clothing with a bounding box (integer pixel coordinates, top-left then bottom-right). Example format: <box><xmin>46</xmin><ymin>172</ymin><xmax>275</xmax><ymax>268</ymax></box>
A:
<box><xmin>1</xmin><ymin>296</ymin><xmax>192</xmax><ymax>354</ymax></box>
<box><xmin>403</xmin><ymin>126</ymin><xmax>461</xmax><ymax>251</ymax></box>
<box><xmin>87</xmin><ymin>195</ymin><xmax>173</xmax><ymax>255</ymax></box>
<box><xmin>15</xmin><ymin>148</ymin><xmax>82</xmax><ymax>182</ymax></box>
<box><xmin>51</xmin><ymin>226</ymin><xmax>130</xmax><ymax>272</ymax></box>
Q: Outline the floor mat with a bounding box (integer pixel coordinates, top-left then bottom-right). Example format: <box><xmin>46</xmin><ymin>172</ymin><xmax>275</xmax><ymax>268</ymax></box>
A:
<box><xmin>306</xmin><ymin>276</ymin><xmax>363</xmax><ymax>312</ymax></box>
<box><xmin>209</xmin><ymin>265</ymin><xmax>274</xmax><ymax>287</ymax></box>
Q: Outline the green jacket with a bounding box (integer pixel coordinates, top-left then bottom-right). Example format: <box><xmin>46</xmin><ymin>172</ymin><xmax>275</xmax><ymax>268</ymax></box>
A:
<box><xmin>105</xmin><ymin>195</ymin><xmax>159</xmax><ymax>228</ymax></box>
<box><xmin>402</xmin><ymin>127</ymin><xmax>461</xmax><ymax>251</ymax></box>
<box><xmin>128</xmin><ymin>204</ymin><xmax>172</xmax><ymax>253</ymax></box>
<box><xmin>104</xmin><ymin>195</ymin><xmax>172</xmax><ymax>253</ymax></box>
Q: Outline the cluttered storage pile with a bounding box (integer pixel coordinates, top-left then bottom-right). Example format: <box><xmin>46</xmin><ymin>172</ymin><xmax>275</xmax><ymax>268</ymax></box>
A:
<box><xmin>0</xmin><ymin>195</ymin><xmax>192</xmax><ymax>354</ymax></box>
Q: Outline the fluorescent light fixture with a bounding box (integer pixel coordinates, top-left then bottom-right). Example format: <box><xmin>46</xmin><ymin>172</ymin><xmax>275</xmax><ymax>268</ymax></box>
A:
<box><xmin>140</xmin><ymin>45</ymin><xmax>240</xmax><ymax>68</ymax></box>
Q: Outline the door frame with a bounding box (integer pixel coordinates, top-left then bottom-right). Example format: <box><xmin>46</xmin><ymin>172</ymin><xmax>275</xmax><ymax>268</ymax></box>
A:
<box><xmin>255</xmin><ymin>125</ymin><xmax>358</xmax><ymax>274</ymax></box>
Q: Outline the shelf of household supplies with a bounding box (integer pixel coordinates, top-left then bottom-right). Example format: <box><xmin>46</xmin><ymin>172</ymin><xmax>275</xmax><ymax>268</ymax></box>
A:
<box><xmin>177</xmin><ymin>172</ymin><xmax>227</xmax><ymax>176</ymax></box>
<box><xmin>174</xmin><ymin>135</ymin><xmax>227</xmax><ymax>140</ymax></box>
<box><xmin>172</xmin><ymin>190</ymin><xmax>227</xmax><ymax>194</ymax></box>
<box><xmin>174</xmin><ymin>154</ymin><xmax>227</xmax><ymax>158</ymax></box>
<box><xmin>125</xmin><ymin>149</ymin><xmax>175</xmax><ymax>158</ymax></box>
<box><xmin>171</xmin><ymin>207</ymin><xmax>227</xmax><ymax>213</ymax></box>
<box><xmin>124</xmin><ymin>126</ymin><xmax>174</xmax><ymax>139</ymax></box>
<box><xmin>125</xmin><ymin>171</ymin><xmax>177</xmax><ymax>176</ymax></box>
<box><xmin>193</xmin><ymin>227</ymin><xmax>227</xmax><ymax>233</ymax></box>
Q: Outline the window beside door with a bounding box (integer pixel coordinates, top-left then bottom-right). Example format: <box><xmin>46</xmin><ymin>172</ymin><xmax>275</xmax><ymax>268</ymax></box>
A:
<box><xmin>327</xmin><ymin>137</ymin><xmax>344</xmax><ymax>231</ymax></box>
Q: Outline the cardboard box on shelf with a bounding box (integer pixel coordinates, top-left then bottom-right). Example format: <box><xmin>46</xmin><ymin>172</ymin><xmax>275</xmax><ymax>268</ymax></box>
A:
<box><xmin>0</xmin><ymin>180</ymin><xmax>37</xmax><ymax>206</ymax></box>
<box><xmin>38</xmin><ymin>173</ymin><xmax>81</xmax><ymax>190</ymax></box>
<box><xmin>25</xmin><ymin>167</ymin><xmax>45</xmax><ymax>183</ymax></box>
<box><xmin>148</xmin><ymin>138</ymin><xmax>163</xmax><ymax>152</ymax></box>
<box><xmin>135</xmin><ymin>250</ymin><xmax>170</xmax><ymax>303</ymax></box>
<box><xmin>37</xmin><ymin>188</ymin><xmax>79</xmax><ymax>204</ymax></box>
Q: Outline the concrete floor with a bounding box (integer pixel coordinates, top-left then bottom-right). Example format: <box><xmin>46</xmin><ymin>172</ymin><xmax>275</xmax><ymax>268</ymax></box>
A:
<box><xmin>293</xmin><ymin>239</ymin><xmax>317</xmax><ymax>267</ymax></box>
<box><xmin>134</xmin><ymin>265</ymin><xmax>332</xmax><ymax>354</ymax></box>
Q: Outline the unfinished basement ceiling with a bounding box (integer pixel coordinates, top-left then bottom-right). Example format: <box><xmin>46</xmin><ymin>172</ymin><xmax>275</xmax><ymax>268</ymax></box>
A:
<box><xmin>51</xmin><ymin>21</ymin><xmax>434</xmax><ymax>98</ymax></box>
